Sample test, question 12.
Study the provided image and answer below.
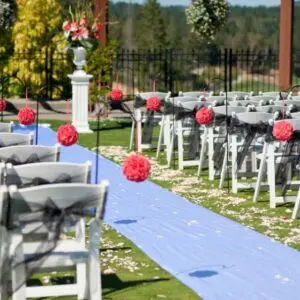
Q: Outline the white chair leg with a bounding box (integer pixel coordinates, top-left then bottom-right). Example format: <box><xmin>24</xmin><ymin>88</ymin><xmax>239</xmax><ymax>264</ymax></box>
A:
<box><xmin>267</xmin><ymin>144</ymin><xmax>276</xmax><ymax>208</ymax></box>
<box><xmin>89</xmin><ymin>220</ymin><xmax>101</xmax><ymax>300</ymax></box>
<box><xmin>197</xmin><ymin>127</ymin><xmax>207</xmax><ymax>177</ymax></box>
<box><xmin>219</xmin><ymin>147</ymin><xmax>227</xmax><ymax>189</ymax></box>
<box><xmin>208</xmin><ymin>127</ymin><xmax>214</xmax><ymax>181</ymax></box>
<box><xmin>129</xmin><ymin>119</ymin><xmax>135</xmax><ymax>150</ymax></box>
<box><xmin>135</xmin><ymin>109</ymin><xmax>142</xmax><ymax>153</ymax></box>
<box><xmin>253</xmin><ymin>142</ymin><xmax>268</xmax><ymax>202</ymax></box>
<box><xmin>231</xmin><ymin>135</ymin><xmax>238</xmax><ymax>193</ymax></box>
<box><xmin>156</xmin><ymin>116</ymin><xmax>164</xmax><ymax>159</ymax></box>
<box><xmin>77</xmin><ymin>263</ymin><xmax>88</xmax><ymax>300</ymax></box>
<box><xmin>163</xmin><ymin>115</ymin><xmax>171</xmax><ymax>148</ymax></box>
<box><xmin>292</xmin><ymin>187</ymin><xmax>300</xmax><ymax>219</ymax></box>
<box><xmin>177</xmin><ymin>122</ymin><xmax>184</xmax><ymax>170</ymax></box>
<box><xmin>167</xmin><ymin>133</ymin><xmax>174</xmax><ymax>168</ymax></box>
<box><xmin>11</xmin><ymin>234</ymin><xmax>26</xmax><ymax>300</ymax></box>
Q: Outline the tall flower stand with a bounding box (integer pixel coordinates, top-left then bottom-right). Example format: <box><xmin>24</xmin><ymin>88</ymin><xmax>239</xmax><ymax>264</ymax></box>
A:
<box><xmin>68</xmin><ymin>47</ymin><xmax>93</xmax><ymax>133</ymax></box>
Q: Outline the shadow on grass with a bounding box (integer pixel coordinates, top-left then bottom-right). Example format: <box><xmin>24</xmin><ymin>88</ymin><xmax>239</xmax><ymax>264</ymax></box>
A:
<box><xmin>28</xmin><ymin>273</ymin><xmax>170</xmax><ymax>298</ymax></box>
<box><xmin>91</xmin><ymin>121</ymin><xmax>132</xmax><ymax>132</ymax></box>
<box><xmin>101</xmin><ymin>246</ymin><xmax>132</xmax><ymax>252</ymax></box>
<box><xmin>102</xmin><ymin>273</ymin><xmax>169</xmax><ymax>297</ymax></box>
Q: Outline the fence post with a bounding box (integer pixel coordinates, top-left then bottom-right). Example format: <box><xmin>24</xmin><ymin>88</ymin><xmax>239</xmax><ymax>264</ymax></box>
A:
<box><xmin>168</xmin><ymin>49</ymin><xmax>173</xmax><ymax>93</ymax></box>
<box><xmin>164</xmin><ymin>49</ymin><xmax>168</xmax><ymax>92</ymax></box>
<box><xmin>229</xmin><ymin>48</ymin><xmax>233</xmax><ymax>92</ymax></box>
<box><xmin>49</xmin><ymin>47</ymin><xmax>54</xmax><ymax>100</ymax></box>
<box><xmin>44</xmin><ymin>48</ymin><xmax>49</xmax><ymax>100</ymax></box>
<box><xmin>224</xmin><ymin>48</ymin><xmax>228</xmax><ymax>94</ymax></box>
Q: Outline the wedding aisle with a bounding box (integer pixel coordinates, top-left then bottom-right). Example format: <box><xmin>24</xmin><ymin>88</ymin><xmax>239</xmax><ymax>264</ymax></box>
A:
<box><xmin>15</xmin><ymin>124</ymin><xmax>300</xmax><ymax>300</ymax></box>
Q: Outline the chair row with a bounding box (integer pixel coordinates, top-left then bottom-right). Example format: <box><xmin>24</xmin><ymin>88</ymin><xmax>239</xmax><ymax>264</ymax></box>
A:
<box><xmin>0</xmin><ymin>127</ymin><xmax>107</xmax><ymax>300</ymax></box>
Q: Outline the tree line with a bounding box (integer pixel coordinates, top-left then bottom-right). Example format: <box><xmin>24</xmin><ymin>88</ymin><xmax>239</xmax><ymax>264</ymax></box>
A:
<box><xmin>108</xmin><ymin>0</ymin><xmax>300</xmax><ymax>52</ymax></box>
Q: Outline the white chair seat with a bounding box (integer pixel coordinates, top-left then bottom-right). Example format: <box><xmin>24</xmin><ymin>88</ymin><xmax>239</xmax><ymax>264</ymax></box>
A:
<box><xmin>22</xmin><ymin>240</ymin><xmax>88</xmax><ymax>269</ymax></box>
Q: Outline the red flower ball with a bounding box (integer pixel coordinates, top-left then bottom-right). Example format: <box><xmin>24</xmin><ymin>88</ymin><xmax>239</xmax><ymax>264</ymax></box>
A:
<box><xmin>146</xmin><ymin>97</ymin><xmax>161</xmax><ymax>112</ymax></box>
<box><xmin>272</xmin><ymin>121</ymin><xmax>294</xmax><ymax>141</ymax></box>
<box><xmin>57</xmin><ymin>124</ymin><xmax>78</xmax><ymax>146</ymax></box>
<box><xmin>0</xmin><ymin>98</ymin><xmax>7</xmax><ymax>112</ymax></box>
<box><xmin>110</xmin><ymin>88</ymin><xmax>123</xmax><ymax>101</ymax></box>
<box><xmin>18</xmin><ymin>107</ymin><xmax>36</xmax><ymax>125</ymax></box>
<box><xmin>195</xmin><ymin>107</ymin><xmax>214</xmax><ymax>125</ymax></box>
<box><xmin>122</xmin><ymin>154</ymin><xmax>151</xmax><ymax>182</ymax></box>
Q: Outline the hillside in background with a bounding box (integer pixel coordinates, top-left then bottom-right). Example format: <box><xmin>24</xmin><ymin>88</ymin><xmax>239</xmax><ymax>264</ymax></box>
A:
<box><xmin>108</xmin><ymin>2</ymin><xmax>300</xmax><ymax>51</ymax></box>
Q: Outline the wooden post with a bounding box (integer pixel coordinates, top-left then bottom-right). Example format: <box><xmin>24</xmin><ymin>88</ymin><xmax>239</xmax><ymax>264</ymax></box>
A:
<box><xmin>279</xmin><ymin>0</ymin><xmax>294</xmax><ymax>90</ymax></box>
<box><xmin>94</xmin><ymin>0</ymin><xmax>108</xmax><ymax>47</ymax></box>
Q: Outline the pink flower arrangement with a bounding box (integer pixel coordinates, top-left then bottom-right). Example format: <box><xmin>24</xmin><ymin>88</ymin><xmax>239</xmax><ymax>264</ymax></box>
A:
<box><xmin>62</xmin><ymin>10</ymin><xmax>103</xmax><ymax>49</ymax></box>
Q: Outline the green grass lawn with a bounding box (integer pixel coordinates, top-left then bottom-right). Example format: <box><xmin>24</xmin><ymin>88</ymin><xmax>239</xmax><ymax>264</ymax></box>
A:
<box><xmin>31</xmin><ymin>119</ymin><xmax>200</xmax><ymax>300</ymax></box>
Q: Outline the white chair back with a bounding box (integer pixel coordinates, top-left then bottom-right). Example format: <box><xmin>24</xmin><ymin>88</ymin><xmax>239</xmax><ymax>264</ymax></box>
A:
<box><xmin>281</xmin><ymin>119</ymin><xmax>300</xmax><ymax>131</ymax></box>
<box><xmin>255</xmin><ymin>106</ymin><xmax>283</xmax><ymax>113</ymax></box>
<box><xmin>178</xmin><ymin>101</ymin><xmax>199</xmax><ymax>112</ymax></box>
<box><xmin>212</xmin><ymin>106</ymin><xmax>248</xmax><ymax>116</ymax></box>
<box><xmin>234</xmin><ymin>112</ymin><xmax>274</xmax><ymax>125</ymax></box>
<box><xmin>0</xmin><ymin>122</ymin><xmax>13</xmax><ymax>133</ymax></box>
<box><xmin>0</xmin><ymin>145</ymin><xmax>60</xmax><ymax>165</ymax></box>
<box><xmin>2</xmin><ymin>161</ymin><xmax>92</xmax><ymax>187</ymax></box>
<box><xmin>221</xmin><ymin>91</ymin><xmax>250</xmax><ymax>100</ymax></box>
<box><xmin>0</xmin><ymin>132</ymin><xmax>33</xmax><ymax>147</ymax></box>
<box><xmin>179</xmin><ymin>91</ymin><xmax>213</xmax><ymax>98</ymax></box>
<box><xmin>137</xmin><ymin>91</ymin><xmax>170</xmax><ymax>101</ymax></box>
<box><xmin>8</xmin><ymin>183</ymin><xmax>108</xmax><ymax>220</ymax></box>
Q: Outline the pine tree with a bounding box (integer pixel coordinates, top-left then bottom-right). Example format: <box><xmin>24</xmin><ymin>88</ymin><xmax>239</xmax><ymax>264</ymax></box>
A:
<box><xmin>135</xmin><ymin>0</ymin><xmax>167</xmax><ymax>49</ymax></box>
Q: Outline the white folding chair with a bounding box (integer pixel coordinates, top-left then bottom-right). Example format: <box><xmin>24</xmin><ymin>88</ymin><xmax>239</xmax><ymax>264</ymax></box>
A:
<box><xmin>201</xmin><ymin>106</ymin><xmax>248</xmax><ymax>181</ymax></box>
<box><xmin>167</xmin><ymin>100</ymin><xmax>205</xmax><ymax>169</ymax></box>
<box><xmin>4</xmin><ymin>182</ymin><xmax>108</xmax><ymax>300</ymax></box>
<box><xmin>156</xmin><ymin>96</ymin><xmax>199</xmax><ymax>159</ymax></box>
<box><xmin>220</xmin><ymin>112</ymin><xmax>275</xmax><ymax>193</ymax></box>
<box><xmin>130</xmin><ymin>91</ymin><xmax>171</xmax><ymax>152</ymax></box>
<box><xmin>260</xmin><ymin>119</ymin><xmax>300</xmax><ymax>209</ymax></box>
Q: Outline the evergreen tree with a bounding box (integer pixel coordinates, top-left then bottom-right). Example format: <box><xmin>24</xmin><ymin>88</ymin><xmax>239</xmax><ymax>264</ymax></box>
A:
<box><xmin>135</xmin><ymin>0</ymin><xmax>167</xmax><ymax>49</ymax></box>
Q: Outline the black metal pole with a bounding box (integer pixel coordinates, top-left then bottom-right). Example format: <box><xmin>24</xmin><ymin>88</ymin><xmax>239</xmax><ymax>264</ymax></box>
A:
<box><xmin>95</xmin><ymin>112</ymin><xmax>100</xmax><ymax>184</ymax></box>
<box><xmin>35</xmin><ymin>96</ymin><xmax>39</xmax><ymax>145</ymax></box>
<box><xmin>1</xmin><ymin>90</ymin><xmax>3</xmax><ymax>123</ymax></box>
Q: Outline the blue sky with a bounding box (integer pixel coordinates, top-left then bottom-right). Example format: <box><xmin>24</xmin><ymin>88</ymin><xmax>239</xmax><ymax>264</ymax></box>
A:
<box><xmin>114</xmin><ymin>0</ymin><xmax>281</xmax><ymax>7</ymax></box>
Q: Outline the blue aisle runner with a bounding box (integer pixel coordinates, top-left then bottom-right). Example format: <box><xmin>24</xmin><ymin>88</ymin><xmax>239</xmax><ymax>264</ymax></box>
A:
<box><xmin>15</xmin><ymin>125</ymin><xmax>300</xmax><ymax>300</ymax></box>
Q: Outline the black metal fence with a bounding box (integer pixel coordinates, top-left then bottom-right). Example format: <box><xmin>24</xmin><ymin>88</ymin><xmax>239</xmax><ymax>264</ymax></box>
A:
<box><xmin>1</xmin><ymin>48</ymin><xmax>299</xmax><ymax>100</ymax></box>
<box><xmin>0</xmin><ymin>48</ymin><xmax>72</xmax><ymax>100</ymax></box>
<box><xmin>114</xmin><ymin>48</ymin><xmax>285</xmax><ymax>97</ymax></box>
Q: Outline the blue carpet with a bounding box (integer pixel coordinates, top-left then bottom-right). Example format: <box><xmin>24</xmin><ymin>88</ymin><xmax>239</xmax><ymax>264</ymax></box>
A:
<box><xmin>15</xmin><ymin>124</ymin><xmax>300</xmax><ymax>300</ymax></box>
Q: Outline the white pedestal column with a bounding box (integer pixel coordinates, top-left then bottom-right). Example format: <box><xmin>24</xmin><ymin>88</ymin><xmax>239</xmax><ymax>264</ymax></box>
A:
<box><xmin>68</xmin><ymin>70</ymin><xmax>93</xmax><ymax>133</ymax></box>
